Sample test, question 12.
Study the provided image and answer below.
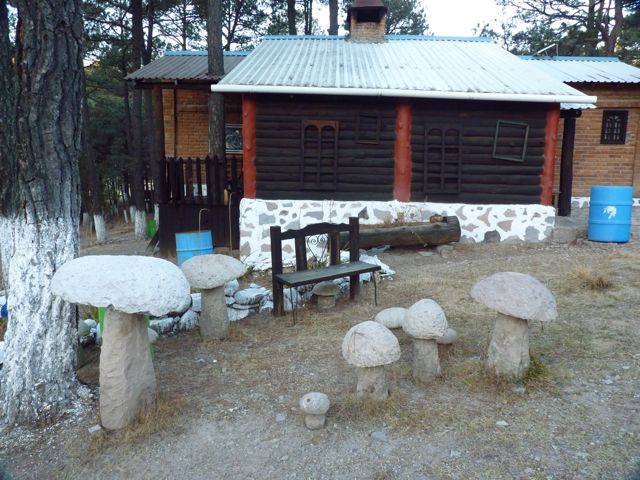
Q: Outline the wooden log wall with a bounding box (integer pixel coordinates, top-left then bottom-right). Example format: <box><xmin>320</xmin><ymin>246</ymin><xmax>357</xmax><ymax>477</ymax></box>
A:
<box><xmin>254</xmin><ymin>95</ymin><xmax>397</xmax><ymax>201</ymax></box>
<box><xmin>410</xmin><ymin>100</ymin><xmax>550</xmax><ymax>204</ymax></box>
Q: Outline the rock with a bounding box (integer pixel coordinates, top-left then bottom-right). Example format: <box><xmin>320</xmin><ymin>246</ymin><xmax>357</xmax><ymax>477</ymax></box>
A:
<box><xmin>471</xmin><ymin>272</ymin><xmax>557</xmax><ymax>323</ymax></box>
<box><xmin>436</xmin><ymin>244</ymin><xmax>454</xmax><ymax>257</ymax></box>
<box><xmin>147</xmin><ymin>328</ymin><xmax>159</xmax><ymax>344</ymax></box>
<box><xmin>234</xmin><ymin>287</ymin><xmax>269</xmax><ymax>305</ymax></box>
<box><xmin>496</xmin><ymin>420</ymin><xmax>509</xmax><ymax>427</ymax></box>
<box><xmin>177</xmin><ymin>310</ymin><xmax>199</xmax><ymax>332</ymax></box>
<box><xmin>370</xmin><ymin>431</ymin><xmax>387</xmax><ymax>442</ymax></box>
<box><xmin>230</xmin><ymin>303</ymin><xmax>259</xmax><ymax>310</ymax></box>
<box><xmin>342</xmin><ymin>321</ymin><xmax>400</xmax><ymax>368</ymax></box>
<box><xmin>484</xmin><ymin>230</ymin><xmax>501</xmax><ymax>243</ymax></box>
<box><xmin>403</xmin><ymin>299</ymin><xmax>448</xmax><ymax>339</ymax></box>
<box><xmin>259</xmin><ymin>301</ymin><xmax>274</xmax><ymax>313</ymax></box>
<box><xmin>284</xmin><ymin>288</ymin><xmax>302</xmax><ymax>312</ymax></box>
<box><xmin>84</xmin><ymin>319</ymin><xmax>97</xmax><ymax>330</ymax></box>
<box><xmin>312</xmin><ymin>281</ymin><xmax>340</xmax><ymax>296</ymax></box>
<box><xmin>150</xmin><ymin>317</ymin><xmax>177</xmax><ymax>335</ymax></box>
<box><xmin>51</xmin><ymin>256</ymin><xmax>191</xmax><ymax>317</ymax></box>
<box><xmin>88</xmin><ymin>424</ymin><xmax>103</xmax><ymax>435</ymax></box>
<box><xmin>190</xmin><ymin>293</ymin><xmax>202</xmax><ymax>313</ymax></box>
<box><xmin>418</xmin><ymin>251</ymin><xmax>434</xmax><ymax>257</ymax></box>
<box><xmin>228</xmin><ymin>308</ymin><xmax>250</xmax><ymax>322</ymax></box>
<box><xmin>275</xmin><ymin>412</ymin><xmax>287</xmax><ymax>423</ymax></box>
<box><xmin>78</xmin><ymin>320</ymin><xmax>93</xmax><ymax>337</ymax></box>
<box><xmin>224</xmin><ymin>279</ymin><xmax>240</xmax><ymax>297</ymax></box>
<box><xmin>181</xmin><ymin>254</ymin><xmax>247</xmax><ymax>290</ymax></box>
<box><xmin>374</xmin><ymin>307</ymin><xmax>406</xmax><ymax>329</ymax></box>
<box><xmin>436</xmin><ymin>327</ymin><xmax>458</xmax><ymax>345</ymax></box>
<box><xmin>225</xmin><ymin>296</ymin><xmax>235</xmax><ymax>306</ymax></box>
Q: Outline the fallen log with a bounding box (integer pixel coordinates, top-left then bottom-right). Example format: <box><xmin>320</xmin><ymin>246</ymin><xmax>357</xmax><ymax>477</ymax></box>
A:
<box><xmin>340</xmin><ymin>216</ymin><xmax>461</xmax><ymax>249</ymax></box>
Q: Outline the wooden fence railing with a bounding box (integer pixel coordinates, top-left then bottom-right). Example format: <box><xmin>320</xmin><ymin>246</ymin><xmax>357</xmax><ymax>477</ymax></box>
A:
<box><xmin>163</xmin><ymin>155</ymin><xmax>241</xmax><ymax>206</ymax></box>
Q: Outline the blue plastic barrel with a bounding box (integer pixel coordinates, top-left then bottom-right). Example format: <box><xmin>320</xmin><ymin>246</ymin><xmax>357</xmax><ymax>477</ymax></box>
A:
<box><xmin>175</xmin><ymin>230</ymin><xmax>214</xmax><ymax>266</ymax></box>
<box><xmin>588</xmin><ymin>186</ymin><xmax>633</xmax><ymax>242</ymax></box>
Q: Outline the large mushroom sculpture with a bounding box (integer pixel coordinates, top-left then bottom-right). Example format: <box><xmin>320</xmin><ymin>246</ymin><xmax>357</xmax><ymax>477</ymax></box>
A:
<box><xmin>181</xmin><ymin>254</ymin><xmax>247</xmax><ymax>339</ymax></box>
<box><xmin>342</xmin><ymin>320</ymin><xmax>400</xmax><ymax>400</ymax></box>
<box><xmin>471</xmin><ymin>272</ymin><xmax>558</xmax><ymax>379</ymax></box>
<box><xmin>51</xmin><ymin>255</ymin><xmax>191</xmax><ymax>430</ymax></box>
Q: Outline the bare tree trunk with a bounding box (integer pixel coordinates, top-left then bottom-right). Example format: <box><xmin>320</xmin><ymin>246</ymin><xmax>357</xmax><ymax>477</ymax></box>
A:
<box><xmin>287</xmin><ymin>0</ymin><xmax>297</xmax><ymax>34</ymax></box>
<box><xmin>0</xmin><ymin>0</ymin><xmax>82</xmax><ymax>425</ymax></box>
<box><xmin>328</xmin><ymin>0</ymin><xmax>338</xmax><ymax>35</ymax></box>
<box><xmin>208</xmin><ymin>0</ymin><xmax>225</xmax><ymax>159</ymax></box>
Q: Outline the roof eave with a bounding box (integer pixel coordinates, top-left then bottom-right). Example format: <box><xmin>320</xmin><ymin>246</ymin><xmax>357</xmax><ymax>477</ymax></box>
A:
<box><xmin>211</xmin><ymin>84</ymin><xmax>597</xmax><ymax>105</ymax></box>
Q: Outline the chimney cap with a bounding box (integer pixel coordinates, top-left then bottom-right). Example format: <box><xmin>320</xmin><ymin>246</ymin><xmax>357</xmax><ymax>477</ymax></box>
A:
<box><xmin>347</xmin><ymin>0</ymin><xmax>388</xmax><ymax>24</ymax></box>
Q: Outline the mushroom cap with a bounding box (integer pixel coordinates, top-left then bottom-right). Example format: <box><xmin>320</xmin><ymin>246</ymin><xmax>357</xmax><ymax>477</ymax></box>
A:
<box><xmin>342</xmin><ymin>320</ymin><xmax>400</xmax><ymax>368</ymax></box>
<box><xmin>51</xmin><ymin>255</ymin><xmax>191</xmax><ymax>317</ymax></box>
<box><xmin>470</xmin><ymin>272</ymin><xmax>557</xmax><ymax>322</ymax></box>
<box><xmin>436</xmin><ymin>327</ymin><xmax>458</xmax><ymax>345</ymax></box>
<box><xmin>181</xmin><ymin>254</ymin><xmax>247</xmax><ymax>289</ymax></box>
<box><xmin>374</xmin><ymin>307</ymin><xmax>406</xmax><ymax>329</ymax></box>
<box><xmin>299</xmin><ymin>392</ymin><xmax>330</xmax><ymax>415</ymax></box>
<box><xmin>312</xmin><ymin>281</ymin><xmax>340</xmax><ymax>297</ymax></box>
<box><xmin>403</xmin><ymin>299</ymin><xmax>448</xmax><ymax>340</ymax></box>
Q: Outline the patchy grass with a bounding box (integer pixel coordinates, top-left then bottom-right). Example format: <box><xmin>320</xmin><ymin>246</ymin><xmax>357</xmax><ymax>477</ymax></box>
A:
<box><xmin>570</xmin><ymin>265</ymin><xmax>614</xmax><ymax>291</ymax></box>
<box><xmin>0</xmin><ymin>318</ymin><xmax>5</xmax><ymax>341</ymax></box>
<box><xmin>522</xmin><ymin>355</ymin><xmax>550</xmax><ymax>387</ymax></box>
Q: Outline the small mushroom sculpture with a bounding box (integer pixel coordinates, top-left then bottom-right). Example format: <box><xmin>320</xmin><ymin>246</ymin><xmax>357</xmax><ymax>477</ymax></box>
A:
<box><xmin>51</xmin><ymin>255</ymin><xmax>191</xmax><ymax>430</ymax></box>
<box><xmin>312</xmin><ymin>281</ymin><xmax>340</xmax><ymax>310</ymax></box>
<box><xmin>299</xmin><ymin>392</ymin><xmax>330</xmax><ymax>430</ymax></box>
<box><xmin>342</xmin><ymin>320</ymin><xmax>400</xmax><ymax>400</ymax></box>
<box><xmin>471</xmin><ymin>272</ymin><xmax>558</xmax><ymax>379</ymax></box>
<box><xmin>181</xmin><ymin>254</ymin><xmax>247</xmax><ymax>339</ymax></box>
<box><xmin>403</xmin><ymin>299</ymin><xmax>448</xmax><ymax>383</ymax></box>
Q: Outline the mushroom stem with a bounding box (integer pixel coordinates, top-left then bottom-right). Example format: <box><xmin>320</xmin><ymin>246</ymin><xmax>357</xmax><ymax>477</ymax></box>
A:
<box><xmin>304</xmin><ymin>414</ymin><xmax>326</xmax><ymax>430</ymax></box>
<box><xmin>200</xmin><ymin>286</ymin><xmax>229</xmax><ymax>339</ymax></box>
<box><xmin>356</xmin><ymin>366</ymin><xmax>389</xmax><ymax>400</ymax></box>
<box><xmin>100</xmin><ymin>309</ymin><xmax>157</xmax><ymax>430</ymax></box>
<box><xmin>317</xmin><ymin>295</ymin><xmax>336</xmax><ymax>311</ymax></box>
<box><xmin>487</xmin><ymin>313</ymin><xmax>530</xmax><ymax>378</ymax></box>
<box><xmin>412</xmin><ymin>338</ymin><xmax>441</xmax><ymax>383</ymax></box>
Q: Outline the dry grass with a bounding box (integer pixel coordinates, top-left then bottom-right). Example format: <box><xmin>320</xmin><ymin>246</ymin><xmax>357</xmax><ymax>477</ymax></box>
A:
<box><xmin>0</xmin><ymin>318</ymin><xmax>5</xmax><ymax>341</ymax></box>
<box><xmin>569</xmin><ymin>265</ymin><xmax>614</xmax><ymax>291</ymax></box>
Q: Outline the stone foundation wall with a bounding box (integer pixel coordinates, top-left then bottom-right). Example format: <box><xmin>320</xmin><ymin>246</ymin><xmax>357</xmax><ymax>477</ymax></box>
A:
<box><xmin>239</xmin><ymin>199</ymin><xmax>556</xmax><ymax>269</ymax></box>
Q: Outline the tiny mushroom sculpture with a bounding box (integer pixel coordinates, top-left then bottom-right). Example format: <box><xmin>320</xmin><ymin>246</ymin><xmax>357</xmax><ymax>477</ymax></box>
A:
<box><xmin>403</xmin><ymin>299</ymin><xmax>448</xmax><ymax>383</ymax></box>
<box><xmin>374</xmin><ymin>307</ymin><xmax>407</xmax><ymax>329</ymax></box>
<box><xmin>181</xmin><ymin>254</ymin><xmax>247</xmax><ymax>339</ymax></box>
<box><xmin>299</xmin><ymin>392</ymin><xmax>330</xmax><ymax>430</ymax></box>
<box><xmin>342</xmin><ymin>320</ymin><xmax>400</xmax><ymax>400</ymax></box>
<box><xmin>51</xmin><ymin>255</ymin><xmax>191</xmax><ymax>430</ymax></box>
<box><xmin>312</xmin><ymin>281</ymin><xmax>340</xmax><ymax>310</ymax></box>
<box><xmin>471</xmin><ymin>272</ymin><xmax>558</xmax><ymax>379</ymax></box>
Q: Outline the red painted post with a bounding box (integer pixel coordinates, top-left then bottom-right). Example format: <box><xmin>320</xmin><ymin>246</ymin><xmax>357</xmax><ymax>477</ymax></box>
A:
<box><xmin>242</xmin><ymin>94</ymin><xmax>257</xmax><ymax>198</ymax></box>
<box><xmin>394</xmin><ymin>101</ymin><xmax>412</xmax><ymax>202</ymax></box>
<box><xmin>541</xmin><ymin>106</ymin><xmax>560</xmax><ymax>206</ymax></box>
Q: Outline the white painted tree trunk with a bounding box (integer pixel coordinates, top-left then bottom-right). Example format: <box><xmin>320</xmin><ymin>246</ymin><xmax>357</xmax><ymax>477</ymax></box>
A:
<box><xmin>154</xmin><ymin>203</ymin><xmax>159</xmax><ymax>227</ymax></box>
<box><xmin>0</xmin><ymin>216</ymin><xmax>78</xmax><ymax>424</ymax></box>
<box><xmin>123</xmin><ymin>208</ymin><xmax>130</xmax><ymax>224</ymax></box>
<box><xmin>81</xmin><ymin>212</ymin><xmax>91</xmax><ymax>227</ymax></box>
<box><xmin>128</xmin><ymin>206</ymin><xmax>136</xmax><ymax>227</ymax></box>
<box><xmin>93</xmin><ymin>213</ymin><xmax>107</xmax><ymax>244</ymax></box>
<box><xmin>134</xmin><ymin>209</ymin><xmax>147</xmax><ymax>240</ymax></box>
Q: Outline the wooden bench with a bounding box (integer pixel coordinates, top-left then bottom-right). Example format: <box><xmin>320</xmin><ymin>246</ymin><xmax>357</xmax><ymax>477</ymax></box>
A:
<box><xmin>270</xmin><ymin>217</ymin><xmax>381</xmax><ymax>318</ymax></box>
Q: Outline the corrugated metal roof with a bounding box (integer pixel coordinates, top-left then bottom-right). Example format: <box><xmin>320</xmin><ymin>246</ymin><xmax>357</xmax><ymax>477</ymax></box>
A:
<box><xmin>213</xmin><ymin>35</ymin><xmax>592</xmax><ymax>104</ymax></box>
<box><xmin>126</xmin><ymin>51</ymin><xmax>248</xmax><ymax>82</ymax></box>
<box><xmin>521</xmin><ymin>56</ymin><xmax>640</xmax><ymax>84</ymax></box>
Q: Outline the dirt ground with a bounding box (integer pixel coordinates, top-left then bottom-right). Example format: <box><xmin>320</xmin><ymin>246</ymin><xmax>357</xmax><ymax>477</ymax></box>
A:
<box><xmin>2</xmin><ymin>223</ymin><xmax>640</xmax><ymax>480</ymax></box>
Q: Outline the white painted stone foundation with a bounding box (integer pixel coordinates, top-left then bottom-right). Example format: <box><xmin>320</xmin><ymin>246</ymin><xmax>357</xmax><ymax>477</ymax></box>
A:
<box><xmin>239</xmin><ymin>198</ymin><xmax>556</xmax><ymax>269</ymax></box>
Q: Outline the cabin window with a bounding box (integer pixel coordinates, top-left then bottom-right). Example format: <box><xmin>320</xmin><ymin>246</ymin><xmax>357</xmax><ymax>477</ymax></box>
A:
<box><xmin>423</xmin><ymin>127</ymin><xmax>462</xmax><ymax>195</ymax></box>
<box><xmin>492</xmin><ymin>120</ymin><xmax>529</xmax><ymax>162</ymax></box>
<box><xmin>301</xmin><ymin>120</ymin><xmax>339</xmax><ymax>190</ymax></box>
<box><xmin>356</xmin><ymin>112</ymin><xmax>381</xmax><ymax>144</ymax></box>
<box><xmin>601</xmin><ymin>110</ymin><xmax>628</xmax><ymax>144</ymax></box>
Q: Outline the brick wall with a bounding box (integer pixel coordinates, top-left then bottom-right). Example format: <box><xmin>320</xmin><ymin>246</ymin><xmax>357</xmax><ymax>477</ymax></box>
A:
<box><xmin>349</xmin><ymin>14</ymin><xmax>386</xmax><ymax>43</ymax></box>
<box><xmin>162</xmin><ymin>89</ymin><xmax>242</xmax><ymax>158</ymax></box>
<box><xmin>554</xmin><ymin>84</ymin><xmax>640</xmax><ymax>197</ymax></box>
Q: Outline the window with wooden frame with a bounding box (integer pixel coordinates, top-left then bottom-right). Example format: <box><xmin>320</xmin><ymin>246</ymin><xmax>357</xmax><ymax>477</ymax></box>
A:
<box><xmin>601</xmin><ymin>110</ymin><xmax>628</xmax><ymax>144</ymax></box>
<box><xmin>356</xmin><ymin>112</ymin><xmax>381</xmax><ymax>144</ymax></box>
<box><xmin>423</xmin><ymin>127</ymin><xmax>462</xmax><ymax>194</ymax></box>
<box><xmin>301</xmin><ymin>120</ymin><xmax>339</xmax><ymax>190</ymax></box>
<box><xmin>492</xmin><ymin>120</ymin><xmax>529</xmax><ymax>162</ymax></box>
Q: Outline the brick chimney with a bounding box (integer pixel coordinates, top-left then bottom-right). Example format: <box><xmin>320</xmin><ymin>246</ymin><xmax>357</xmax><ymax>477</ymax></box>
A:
<box><xmin>346</xmin><ymin>0</ymin><xmax>388</xmax><ymax>43</ymax></box>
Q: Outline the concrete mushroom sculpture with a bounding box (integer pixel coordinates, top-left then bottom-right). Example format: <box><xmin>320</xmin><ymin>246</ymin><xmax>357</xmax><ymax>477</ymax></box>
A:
<box><xmin>312</xmin><ymin>281</ymin><xmax>340</xmax><ymax>310</ymax></box>
<box><xmin>181</xmin><ymin>254</ymin><xmax>247</xmax><ymax>339</ymax></box>
<box><xmin>51</xmin><ymin>255</ymin><xmax>191</xmax><ymax>430</ymax></box>
<box><xmin>299</xmin><ymin>392</ymin><xmax>330</xmax><ymax>430</ymax></box>
<box><xmin>471</xmin><ymin>272</ymin><xmax>558</xmax><ymax>378</ymax></box>
<box><xmin>342</xmin><ymin>320</ymin><xmax>400</xmax><ymax>400</ymax></box>
<box><xmin>374</xmin><ymin>307</ymin><xmax>407</xmax><ymax>329</ymax></box>
<box><xmin>403</xmin><ymin>299</ymin><xmax>448</xmax><ymax>383</ymax></box>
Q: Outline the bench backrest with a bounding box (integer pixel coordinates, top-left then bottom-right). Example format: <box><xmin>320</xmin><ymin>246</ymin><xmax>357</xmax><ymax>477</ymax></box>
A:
<box><xmin>270</xmin><ymin>217</ymin><xmax>360</xmax><ymax>275</ymax></box>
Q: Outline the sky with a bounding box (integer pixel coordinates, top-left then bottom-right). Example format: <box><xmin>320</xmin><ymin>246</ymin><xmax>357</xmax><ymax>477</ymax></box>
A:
<box><xmin>424</xmin><ymin>0</ymin><xmax>504</xmax><ymax>36</ymax></box>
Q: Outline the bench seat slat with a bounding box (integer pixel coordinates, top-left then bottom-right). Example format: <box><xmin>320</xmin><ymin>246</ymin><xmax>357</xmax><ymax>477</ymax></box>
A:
<box><xmin>275</xmin><ymin>261</ymin><xmax>381</xmax><ymax>287</ymax></box>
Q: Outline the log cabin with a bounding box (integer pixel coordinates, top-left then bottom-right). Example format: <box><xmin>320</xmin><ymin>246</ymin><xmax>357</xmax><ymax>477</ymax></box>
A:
<box><xmin>211</xmin><ymin>0</ymin><xmax>597</xmax><ymax>266</ymax></box>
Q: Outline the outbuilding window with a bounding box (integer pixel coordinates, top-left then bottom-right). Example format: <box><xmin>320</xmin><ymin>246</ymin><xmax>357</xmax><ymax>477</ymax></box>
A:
<box><xmin>423</xmin><ymin>127</ymin><xmax>462</xmax><ymax>194</ymax></box>
<box><xmin>301</xmin><ymin>120</ymin><xmax>339</xmax><ymax>190</ymax></box>
<box><xmin>492</xmin><ymin>120</ymin><xmax>529</xmax><ymax>163</ymax></box>
<box><xmin>356</xmin><ymin>112</ymin><xmax>381</xmax><ymax>144</ymax></box>
<box><xmin>601</xmin><ymin>110</ymin><xmax>628</xmax><ymax>144</ymax></box>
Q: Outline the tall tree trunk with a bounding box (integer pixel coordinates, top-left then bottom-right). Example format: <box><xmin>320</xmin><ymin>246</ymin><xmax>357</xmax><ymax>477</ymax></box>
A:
<box><xmin>0</xmin><ymin>0</ymin><xmax>83</xmax><ymax>425</ymax></box>
<box><xmin>287</xmin><ymin>0</ymin><xmax>297</xmax><ymax>34</ymax></box>
<box><xmin>131</xmin><ymin>0</ymin><xmax>147</xmax><ymax>239</ymax></box>
<box><xmin>328</xmin><ymin>0</ymin><xmax>338</xmax><ymax>35</ymax></box>
<box><xmin>208</xmin><ymin>0</ymin><xmax>225</xmax><ymax>159</ymax></box>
